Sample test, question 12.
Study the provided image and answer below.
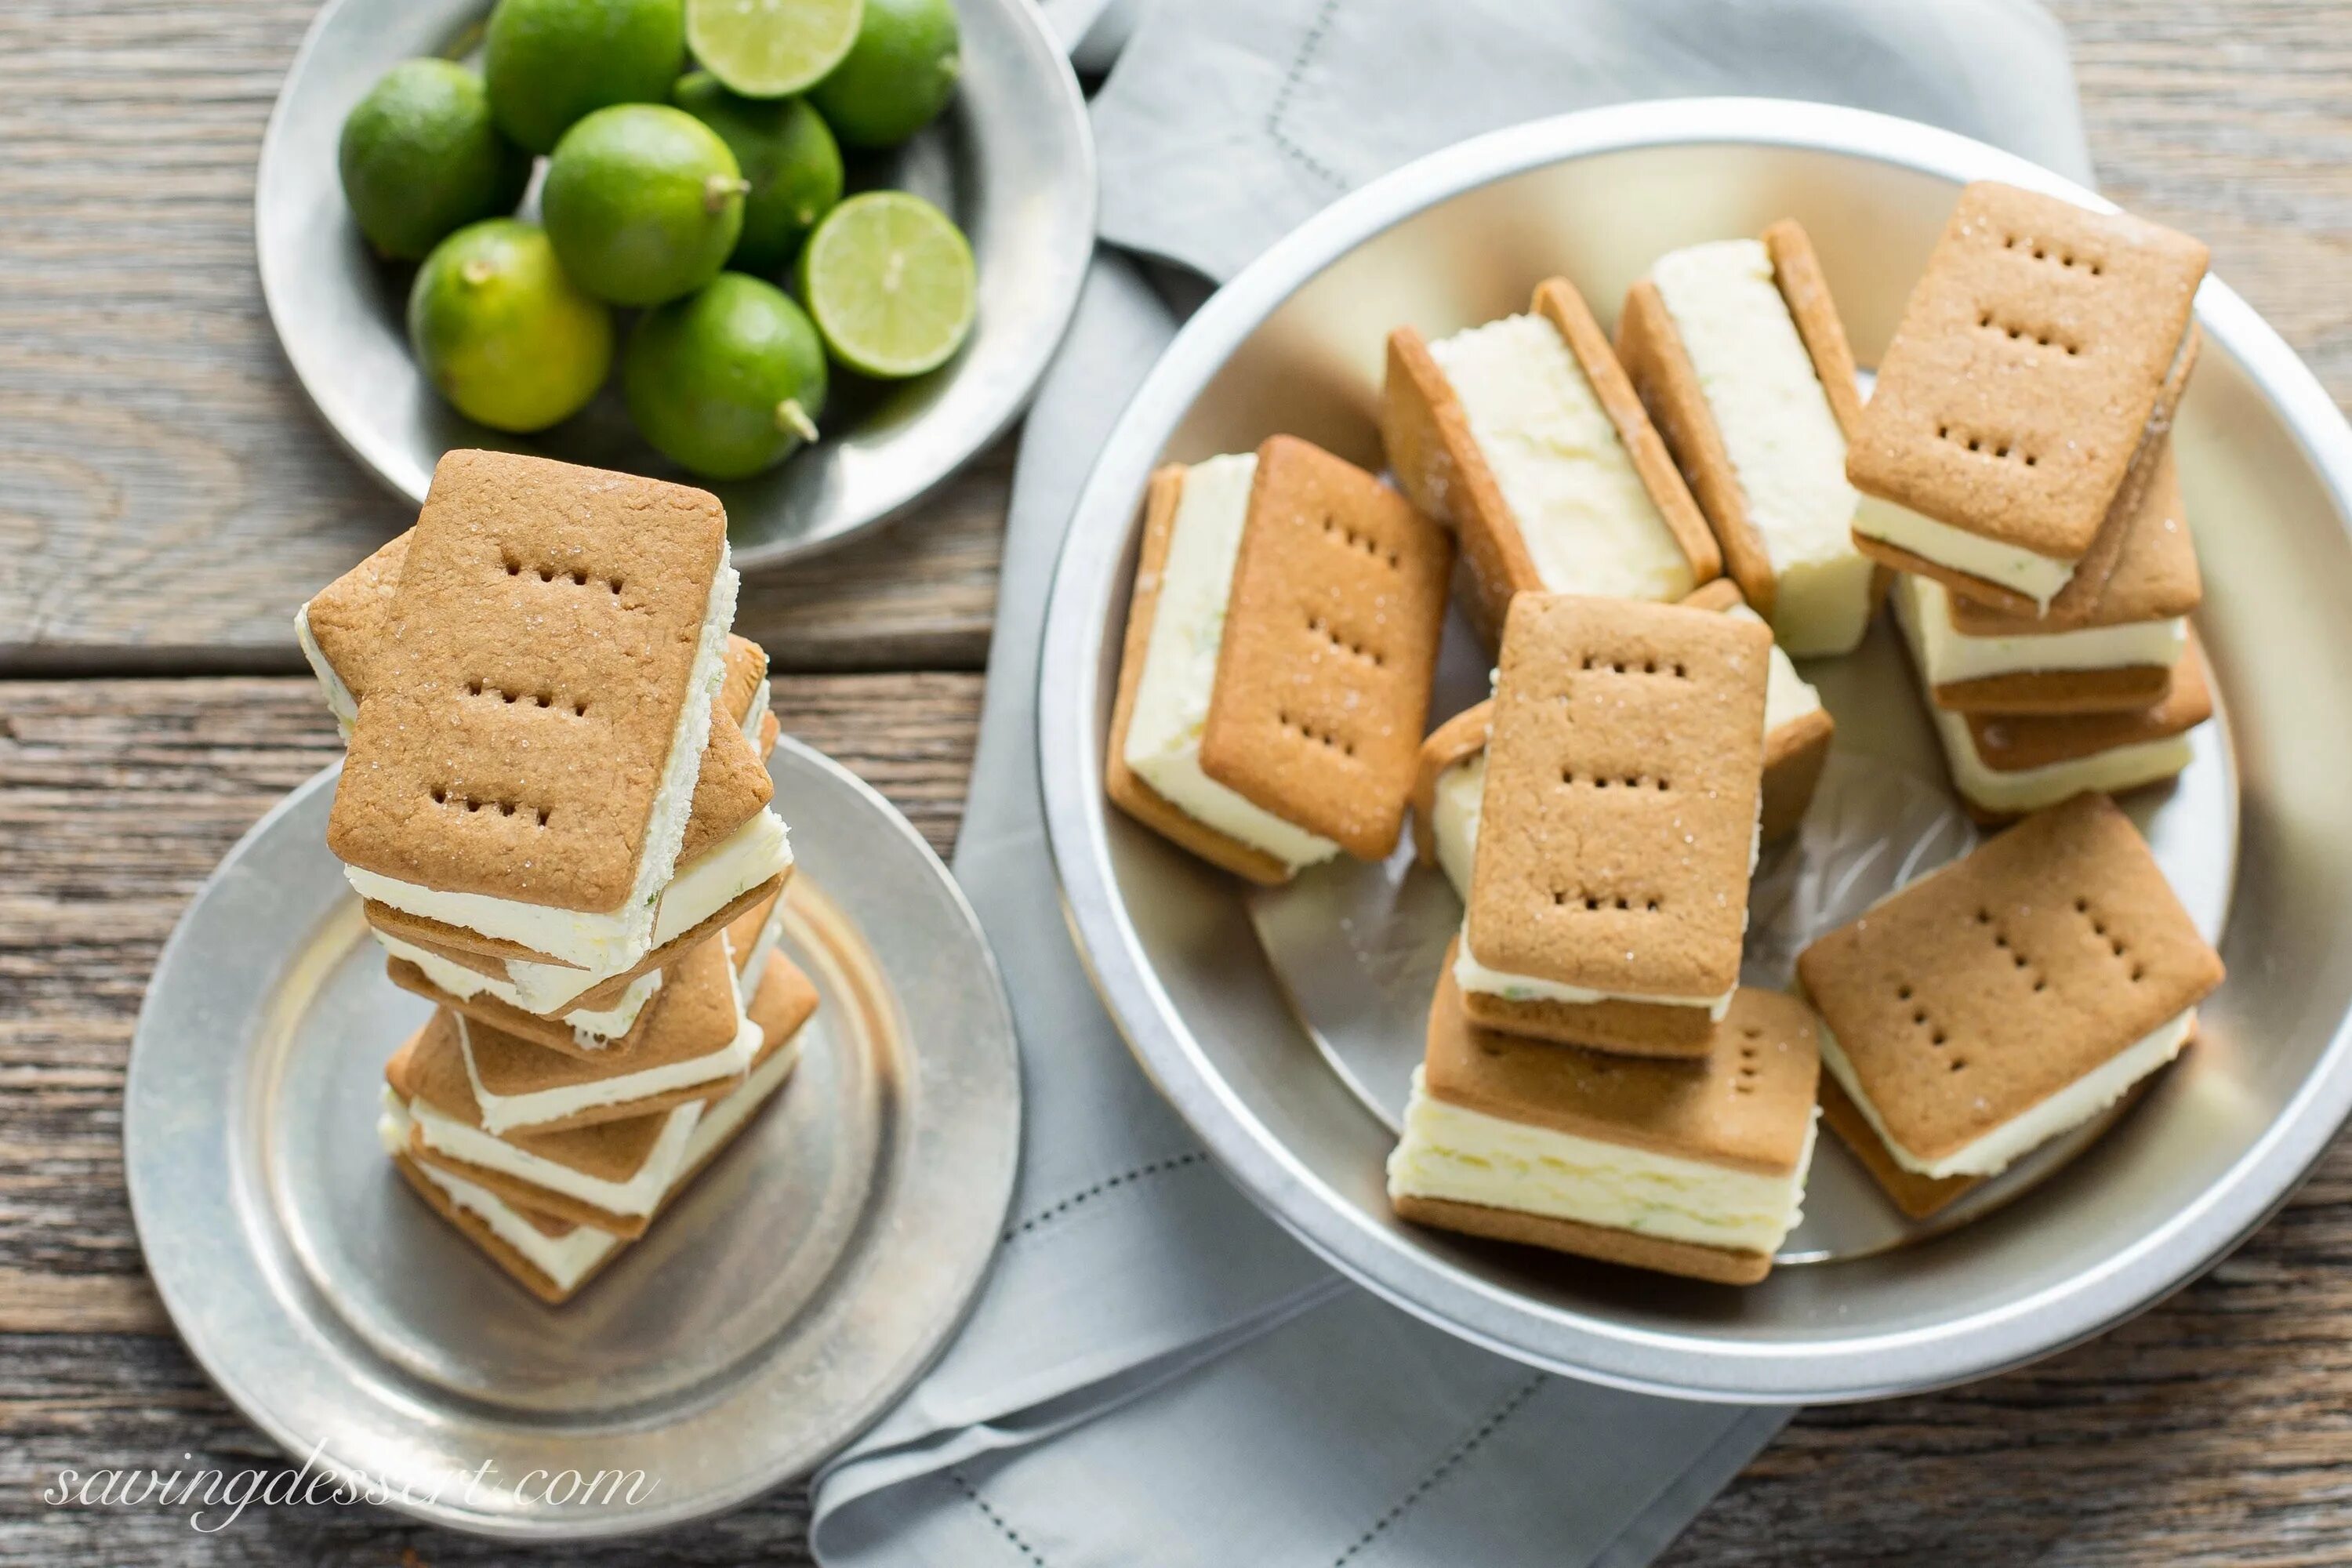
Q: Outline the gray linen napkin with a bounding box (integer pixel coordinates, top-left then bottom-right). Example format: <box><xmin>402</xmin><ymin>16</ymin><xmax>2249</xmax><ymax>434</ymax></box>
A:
<box><xmin>813</xmin><ymin>5</ymin><xmax>2092</xmax><ymax>1562</ymax></box>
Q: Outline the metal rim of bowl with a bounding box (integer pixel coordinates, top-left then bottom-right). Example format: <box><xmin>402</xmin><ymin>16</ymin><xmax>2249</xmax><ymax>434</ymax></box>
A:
<box><xmin>1036</xmin><ymin>96</ymin><xmax>2352</xmax><ymax>1403</ymax></box>
<box><xmin>253</xmin><ymin>0</ymin><xmax>1094</xmax><ymax>569</ymax></box>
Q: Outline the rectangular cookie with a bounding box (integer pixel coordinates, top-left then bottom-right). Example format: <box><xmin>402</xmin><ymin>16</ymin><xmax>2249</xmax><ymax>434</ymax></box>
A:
<box><xmin>328</xmin><ymin>449</ymin><xmax>742</xmax><ymax>971</ymax></box>
<box><xmin>1848</xmin><ymin>182</ymin><xmax>2209</xmax><ymax>615</ymax></box>
<box><xmin>1108</xmin><ymin>437</ymin><xmax>1453</xmax><ymax>882</ymax></box>
<box><xmin>1895</xmin><ymin>578</ymin><xmax>2212</xmax><ymax>824</ymax></box>
<box><xmin>1920</xmin><ymin>445</ymin><xmax>2200</xmax><ymax>714</ymax></box>
<box><xmin>1454</xmin><ymin>595</ymin><xmax>1770</xmax><ymax>1054</ymax></box>
<box><xmin>1388</xmin><ymin>964</ymin><xmax>1820</xmax><ymax>1285</ymax></box>
<box><xmin>390</xmin><ymin>949</ymin><xmax>817</xmax><ymax>1236</ymax></box>
<box><xmin>1617</xmin><ymin>221</ymin><xmax>1880</xmax><ymax>656</ymax></box>
<box><xmin>381</xmin><ymin>951</ymin><xmax>818</xmax><ymax>1303</ymax></box>
<box><xmin>1381</xmin><ymin>275</ymin><xmax>1719</xmax><ymax>640</ymax></box>
<box><xmin>1796</xmin><ymin>793</ymin><xmax>2223</xmax><ymax>1180</ymax></box>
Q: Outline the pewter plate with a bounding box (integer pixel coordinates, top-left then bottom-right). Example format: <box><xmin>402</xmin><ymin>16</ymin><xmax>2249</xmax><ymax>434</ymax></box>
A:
<box><xmin>256</xmin><ymin>0</ymin><xmax>1093</xmax><ymax>568</ymax></box>
<box><xmin>125</xmin><ymin>739</ymin><xmax>1019</xmax><ymax>1538</ymax></box>
<box><xmin>1038</xmin><ymin>100</ymin><xmax>2352</xmax><ymax>1402</ymax></box>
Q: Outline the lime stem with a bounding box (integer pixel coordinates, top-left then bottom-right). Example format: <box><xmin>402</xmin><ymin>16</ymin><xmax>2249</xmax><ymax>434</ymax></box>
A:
<box><xmin>776</xmin><ymin>399</ymin><xmax>818</xmax><ymax>443</ymax></box>
<box><xmin>704</xmin><ymin>173</ymin><xmax>752</xmax><ymax>212</ymax></box>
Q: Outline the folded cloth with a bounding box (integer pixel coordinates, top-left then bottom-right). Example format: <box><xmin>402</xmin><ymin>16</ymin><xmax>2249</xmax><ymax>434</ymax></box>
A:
<box><xmin>815</xmin><ymin>3</ymin><xmax>2091</xmax><ymax>1563</ymax></box>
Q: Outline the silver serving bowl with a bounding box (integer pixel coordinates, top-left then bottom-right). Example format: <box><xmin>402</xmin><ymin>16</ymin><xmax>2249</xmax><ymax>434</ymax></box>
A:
<box><xmin>256</xmin><ymin>0</ymin><xmax>1093</xmax><ymax>567</ymax></box>
<box><xmin>1037</xmin><ymin>99</ymin><xmax>2352</xmax><ymax>1403</ymax></box>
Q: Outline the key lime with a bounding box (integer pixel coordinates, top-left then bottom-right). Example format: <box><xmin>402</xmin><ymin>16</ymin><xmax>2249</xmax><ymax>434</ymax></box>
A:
<box><xmin>408</xmin><ymin>219</ymin><xmax>614</xmax><ymax>432</ymax></box>
<box><xmin>686</xmin><ymin>0</ymin><xmax>864</xmax><ymax>98</ymax></box>
<box><xmin>670</xmin><ymin>71</ymin><xmax>843</xmax><ymax>274</ymax></box>
<box><xmin>484</xmin><ymin>0</ymin><xmax>687</xmax><ymax>154</ymax></box>
<box><xmin>339</xmin><ymin>60</ymin><xmax>531</xmax><ymax>261</ymax></box>
<box><xmin>808</xmin><ymin>0</ymin><xmax>960</xmax><ymax>149</ymax></box>
<box><xmin>624</xmin><ymin>273</ymin><xmax>829</xmax><ymax>479</ymax></box>
<box><xmin>794</xmin><ymin>191</ymin><xmax>974</xmax><ymax>378</ymax></box>
<box><xmin>542</xmin><ymin>103</ymin><xmax>749</xmax><ymax>307</ymax></box>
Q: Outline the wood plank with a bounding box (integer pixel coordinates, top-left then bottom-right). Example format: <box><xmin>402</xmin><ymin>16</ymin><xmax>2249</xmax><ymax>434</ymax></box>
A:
<box><xmin>0</xmin><ymin>0</ymin><xmax>1004</xmax><ymax>676</ymax></box>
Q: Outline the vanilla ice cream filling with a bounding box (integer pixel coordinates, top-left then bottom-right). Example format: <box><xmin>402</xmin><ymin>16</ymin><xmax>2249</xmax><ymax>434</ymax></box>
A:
<box><xmin>379</xmin><ymin>1092</ymin><xmax>622</xmax><ymax>1290</ymax></box>
<box><xmin>456</xmin><ymin>1004</ymin><xmax>758</xmax><ymax>1137</ymax></box>
<box><xmin>734</xmin><ymin>896</ymin><xmax>789</xmax><ymax>1005</ymax></box>
<box><xmin>682</xmin><ymin>1029</ymin><xmax>805</xmax><ymax>1169</ymax></box>
<box><xmin>343</xmin><ymin>551</ymin><xmax>740</xmax><ymax>971</ymax></box>
<box><xmin>654</xmin><ymin>808</ymin><xmax>792</xmax><ymax>947</ymax></box>
<box><xmin>1388</xmin><ymin>1069</ymin><xmax>1816</xmax><ymax>1254</ymax></box>
<box><xmin>1820</xmin><ymin>1011</ymin><xmax>2194</xmax><ymax>1179</ymax></box>
<box><xmin>293</xmin><ymin>603</ymin><xmax>359</xmax><ymax>738</ymax></box>
<box><xmin>1427</xmin><ymin>313</ymin><xmax>1694</xmax><ymax>601</ymax></box>
<box><xmin>376</xmin><ymin>932</ymin><xmax>663</xmax><ymax>1044</ymax></box>
<box><xmin>1122</xmin><ymin>452</ymin><xmax>1342</xmax><ymax>871</ymax></box>
<box><xmin>1899</xmin><ymin>573</ymin><xmax>2185</xmax><ymax>686</ymax></box>
<box><xmin>1893</xmin><ymin>579</ymin><xmax>2197</xmax><ymax>811</ymax></box>
<box><xmin>1854</xmin><ymin>493</ymin><xmax>2078</xmax><ymax>612</ymax></box>
<box><xmin>1651</xmin><ymin>240</ymin><xmax>1871</xmax><ymax>655</ymax></box>
<box><xmin>406</xmin><ymin>1092</ymin><xmax>702</xmax><ymax>1217</ymax></box>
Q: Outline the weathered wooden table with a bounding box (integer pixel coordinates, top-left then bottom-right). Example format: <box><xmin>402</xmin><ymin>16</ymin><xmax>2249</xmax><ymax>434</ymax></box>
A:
<box><xmin>5</xmin><ymin>2</ymin><xmax>2350</xmax><ymax>1560</ymax></box>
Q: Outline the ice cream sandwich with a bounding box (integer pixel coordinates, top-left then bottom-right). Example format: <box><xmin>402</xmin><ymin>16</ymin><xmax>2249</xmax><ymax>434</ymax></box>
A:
<box><xmin>1381</xmin><ymin>278</ymin><xmax>1720</xmax><ymax>638</ymax></box>
<box><xmin>1896</xmin><ymin>579</ymin><xmax>2212</xmax><ymax>824</ymax></box>
<box><xmin>1389</xmin><ymin>963</ymin><xmax>1820</xmax><ymax>1285</ymax></box>
<box><xmin>1797</xmin><ymin>793</ymin><xmax>2223</xmax><ymax>1181</ymax></box>
<box><xmin>1904</xmin><ymin>445</ymin><xmax>2200</xmax><ymax>715</ymax></box>
<box><xmin>321</xmin><ymin>451</ymin><xmax>791</xmax><ymax>1003</ymax></box>
<box><xmin>1107</xmin><ymin>435</ymin><xmax>1454</xmax><ymax>884</ymax></box>
<box><xmin>1617</xmin><ymin>222</ymin><xmax>1879</xmax><ymax>657</ymax></box>
<box><xmin>387</xmin><ymin>949</ymin><xmax>818</xmax><ymax>1238</ymax></box>
<box><xmin>1414</xmin><ymin>582</ymin><xmax>1828</xmax><ymax>896</ymax></box>
<box><xmin>382</xmin><ymin>950</ymin><xmax>819</xmax><ymax>1302</ymax></box>
<box><xmin>1455</xmin><ymin>595</ymin><xmax>1770</xmax><ymax>1057</ymax></box>
<box><xmin>1848</xmin><ymin>183</ymin><xmax>2209</xmax><ymax>615</ymax></box>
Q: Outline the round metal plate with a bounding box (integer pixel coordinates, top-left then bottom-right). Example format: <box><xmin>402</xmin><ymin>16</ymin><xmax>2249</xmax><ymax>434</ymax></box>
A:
<box><xmin>125</xmin><ymin>738</ymin><xmax>1019</xmax><ymax>1538</ymax></box>
<box><xmin>255</xmin><ymin>0</ymin><xmax>1094</xmax><ymax>568</ymax></box>
<box><xmin>1037</xmin><ymin>100</ymin><xmax>2352</xmax><ymax>1403</ymax></box>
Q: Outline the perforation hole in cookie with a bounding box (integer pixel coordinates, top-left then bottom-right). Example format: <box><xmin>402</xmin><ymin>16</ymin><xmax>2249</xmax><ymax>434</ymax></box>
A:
<box><xmin>1976</xmin><ymin>310</ymin><xmax>2082</xmax><ymax>357</ymax></box>
<box><xmin>1304</xmin><ymin>614</ymin><xmax>1385</xmax><ymax>669</ymax></box>
<box><xmin>1276</xmin><ymin>710</ymin><xmax>1356</xmax><ymax>759</ymax></box>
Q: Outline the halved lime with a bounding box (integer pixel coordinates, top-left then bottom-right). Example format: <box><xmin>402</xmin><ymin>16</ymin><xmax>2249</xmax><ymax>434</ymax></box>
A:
<box><xmin>795</xmin><ymin>191</ymin><xmax>974</xmax><ymax>378</ymax></box>
<box><xmin>687</xmin><ymin>0</ymin><xmax>864</xmax><ymax>98</ymax></box>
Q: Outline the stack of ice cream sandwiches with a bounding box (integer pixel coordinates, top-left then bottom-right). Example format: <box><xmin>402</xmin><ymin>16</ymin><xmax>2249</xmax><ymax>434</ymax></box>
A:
<box><xmin>1849</xmin><ymin>181</ymin><xmax>2215</xmax><ymax>822</ymax></box>
<box><xmin>298</xmin><ymin>449</ymin><xmax>815</xmax><ymax>1303</ymax></box>
<box><xmin>1103</xmin><ymin>186</ymin><xmax>2230</xmax><ymax>1286</ymax></box>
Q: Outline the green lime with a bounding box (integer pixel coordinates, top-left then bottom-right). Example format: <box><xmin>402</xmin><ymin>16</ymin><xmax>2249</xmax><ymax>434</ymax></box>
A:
<box><xmin>807</xmin><ymin>0</ymin><xmax>959</xmax><ymax>149</ymax></box>
<box><xmin>625</xmin><ymin>273</ymin><xmax>829</xmax><ymax>479</ymax></box>
<box><xmin>670</xmin><ymin>72</ymin><xmax>843</xmax><ymax>274</ymax></box>
<box><xmin>795</xmin><ymin>191</ymin><xmax>973</xmax><ymax>378</ymax></box>
<box><xmin>542</xmin><ymin>104</ymin><xmax>748</xmax><ymax>307</ymax></box>
<box><xmin>408</xmin><ymin>219</ymin><xmax>613</xmax><ymax>432</ymax></box>
<box><xmin>686</xmin><ymin>0</ymin><xmax>863</xmax><ymax>98</ymax></box>
<box><xmin>338</xmin><ymin>60</ymin><xmax>530</xmax><ymax>261</ymax></box>
<box><xmin>484</xmin><ymin>0</ymin><xmax>686</xmax><ymax>154</ymax></box>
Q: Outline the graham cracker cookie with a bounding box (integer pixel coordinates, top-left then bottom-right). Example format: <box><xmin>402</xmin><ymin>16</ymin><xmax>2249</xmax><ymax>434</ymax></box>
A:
<box><xmin>1464</xmin><ymin>595</ymin><xmax>1769</xmax><ymax>1001</ymax></box>
<box><xmin>299</xmin><ymin>532</ymin><xmax>407</xmax><ymax>704</ymax></box>
<box><xmin>1678</xmin><ymin>579</ymin><xmax>1835</xmax><ymax>843</ymax></box>
<box><xmin>1381</xmin><ymin>278</ymin><xmax>1718</xmax><ymax>641</ymax></box>
<box><xmin>1617</xmin><ymin>220</ymin><xmax>1861</xmax><ymax>624</ymax></box>
<box><xmin>1410</xmin><ymin>702</ymin><xmax>1493</xmax><ymax>868</ymax></box>
<box><xmin>329</xmin><ymin>449</ymin><xmax>731</xmax><ymax>912</ymax></box>
<box><xmin>674</xmin><ymin>714</ymin><xmax>775</xmax><ymax>866</ymax></box>
<box><xmin>1847</xmin><ymin>183</ymin><xmax>2208</xmax><ymax>609</ymax></box>
<box><xmin>1796</xmin><ymin>793</ymin><xmax>2223</xmax><ymax>1173</ymax></box>
<box><xmin>1198</xmin><ymin>435</ymin><xmax>1453</xmax><ymax>858</ymax></box>
<box><xmin>1105</xmin><ymin>465</ymin><xmax>1292</xmax><ymax>884</ymax></box>
<box><xmin>1390</xmin><ymin>1194</ymin><xmax>1773</xmax><ymax>1286</ymax></box>
<box><xmin>1964</xmin><ymin>631</ymin><xmax>2212</xmax><ymax>775</ymax></box>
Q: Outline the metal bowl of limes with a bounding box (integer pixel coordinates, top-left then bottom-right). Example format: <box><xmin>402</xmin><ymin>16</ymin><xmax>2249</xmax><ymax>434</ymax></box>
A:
<box><xmin>256</xmin><ymin>0</ymin><xmax>1093</xmax><ymax>565</ymax></box>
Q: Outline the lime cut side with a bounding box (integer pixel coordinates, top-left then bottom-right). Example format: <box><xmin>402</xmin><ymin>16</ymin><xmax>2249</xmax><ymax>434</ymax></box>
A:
<box><xmin>797</xmin><ymin>191</ymin><xmax>975</xmax><ymax>379</ymax></box>
<box><xmin>687</xmin><ymin>0</ymin><xmax>865</xmax><ymax>97</ymax></box>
